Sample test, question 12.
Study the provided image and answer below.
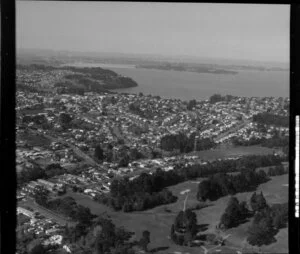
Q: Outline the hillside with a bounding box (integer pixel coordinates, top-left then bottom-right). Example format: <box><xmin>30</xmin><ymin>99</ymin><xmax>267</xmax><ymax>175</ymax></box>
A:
<box><xmin>16</xmin><ymin>64</ymin><xmax>138</xmax><ymax>94</ymax></box>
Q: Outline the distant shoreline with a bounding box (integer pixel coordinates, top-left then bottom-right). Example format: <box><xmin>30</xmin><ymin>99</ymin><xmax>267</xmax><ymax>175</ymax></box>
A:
<box><xmin>61</xmin><ymin>61</ymin><xmax>288</xmax><ymax>74</ymax></box>
<box><xmin>60</xmin><ymin>62</ymin><xmax>137</xmax><ymax>69</ymax></box>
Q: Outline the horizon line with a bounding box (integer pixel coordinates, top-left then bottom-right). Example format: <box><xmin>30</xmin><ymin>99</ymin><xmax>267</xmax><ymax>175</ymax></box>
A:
<box><xmin>17</xmin><ymin>47</ymin><xmax>289</xmax><ymax>66</ymax></box>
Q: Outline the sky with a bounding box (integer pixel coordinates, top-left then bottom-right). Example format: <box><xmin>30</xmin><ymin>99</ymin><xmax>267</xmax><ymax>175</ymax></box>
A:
<box><xmin>17</xmin><ymin>1</ymin><xmax>290</xmax><ymax>63</ymax></box>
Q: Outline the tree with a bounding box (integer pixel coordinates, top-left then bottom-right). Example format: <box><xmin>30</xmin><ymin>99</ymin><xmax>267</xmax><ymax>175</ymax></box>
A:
<box><xmin>183</xmin><ymin>231</ymin><xmax>193</xmax><ymax>247</ymax></box>
<box><xmin>139</xmin><ymin>230</ymin><xmax>150</xmax><ymax>251</ymax></box>
<box><xmin>250</xmin><ymin>192</ymin><xmax>267</xmax><ymax>212</ymax></box>
<box><xmin>255</xmin><ymin>192</ymin><xmax>268</xmax><ymax>212</ymax></box>
<box><xmin>187</xmin><ymin>99</ymin><xmax>197</xmax><ymax>110</ymax></box>
<box><xmin>118</xmin><ymin>155</ymin><xmax>130</xmax><ymax>167</ymax></box>
<box><xmin>271</xmin><ymin>203</ymin><xmax>288</xmax><ymax>229</ymax></box>
<box><xmin>59</xmin><ymin>113</ymin><xmax>72</xmax><ymax>129</ymax></box>
<box><xmin>247</xmin><ymin>212</ymin><xmax>276</xmax><ymax>246</ymax></box>
<box><xmin>172</xmin><ymin>209</ymin><xmax>197</xmax><ymax>246</ymax></box>
<box><xmin>209</xmin><ymin>94</ymin><xmax>224</xmax><ymax>104</ymax></box>
<box><xmin>33</xmin><ymin>186</ymin><xmax>50</xmax><ymax>206</ymax></box>
<box><xmin>197</xmin><ymin>180</ymin><xmax>211</xmax><ymax>201</ymax></box>
<box><xmin>250</xmin><ymin>192</ymin><xmax>258</xmax><ymax>212</ymax></box>
<box><xmin>94</xmin><ymin>145</ymin><xmax>104</xmax><ymax>161</ymax></box>
<box><xmin>219</xmin><ymin>197</ymin><xmax>251</xmax><ymax>230</ymax></box>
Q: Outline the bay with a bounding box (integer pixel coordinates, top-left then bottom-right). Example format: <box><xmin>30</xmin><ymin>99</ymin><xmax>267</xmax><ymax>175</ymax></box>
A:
<box><xmin>63</xmin><ymin>62</ymin><xmax>289</xmax><ymax>101</ymax></box>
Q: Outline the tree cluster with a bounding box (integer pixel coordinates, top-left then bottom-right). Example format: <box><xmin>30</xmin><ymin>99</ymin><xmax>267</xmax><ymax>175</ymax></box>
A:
<box><xmin>17</xmin><ymin>163</ymin><xmax>66</xmax><ymax>187</ymax></box>
<box><xmin>62</xmin><ymin>216</ymin><xmax>143</xmax><ymax>254</ymax></box>
<box><xmin>127</xmin><ymin>123</ymin><xmax>148</xmax><ymax>136</ymax></box>
<box><xmin>247</xmin><ymin>193</ymin><xmax>288</xmax><ymax>246</ymax></box>
<box><xmin>128</xmin><ymin>101</ymin><xmax>157</xmax><ymax>119</ymax></box>
<box><xmin>17</xmin><ymin>163</ymin><xmax>46</xmax><ymax>187</ymax></box>
<box><xmin>57</xmin><ymin>86</ymin><xmax>85</xmax><ymax>96</ymax></box>
<box><xmin>170</xmin><ymin>209</ymin><xmax>198</xmax><ymax>246</ymax></box>
<box><xmin>44</xmin><ymin>163</ymin><xmax>66</xmax><ymax>178</ymax></box>
<box><xmin>253</xmin><ymin>113</ymin><xmax>289</xmax><ymax>127</ymax></box>
<box><xmin>197</xmin><ymin>170</ymin><xmax>269</xmax><ymax>202</ymax></box>
<box><xmin>187</xmin><ymin>99</ymin><xmax>197</xmax><ymax>110</ymax></box>
<box><xmin>160</xmin><ymin>132</ymin><xmax>216</xmax><ymax>153</ymax></box>
<box><xmin>179</xmin><ymin>154</ymin><xmax>284</xmax><ymax>181</ymax></box>
<box><xmin>34</xmin><ymin>193</ymin><xmax>95</xmax><ymax>226</ymax></box>
<box><xmin>98</xmin><ymin>154</ymin><xmax>283</xmax><ymax>212</ymax></box>
<box><xmin>22</xmin><ymin>114</ymin><xmax>47</xmax><ymax>125</ymax></box>
<box><xmin>58</xmin><ymin>112</ymin><xmax>73</xmax><ymax>129</ymax></box>
<box><xmin>219</xmin><ymin>197</ymin><xmax>251</xmax><ymax>230</ymax></box>
<box><xmin>209</xmin><ymin>94</ymin><xmax>235</xmax><ymax>104</ymax></box>
<box><xmin>250</xmin><ymin>192</ymin><xmax>268</xmax><ymax>212</ymax></box>
<box><xmin>96</xmin><ymin>169</ymin><xmax>180</xmax><ymax>212</ymax></box>
<box><xmin>16</xmin><ymin>231</ymin><xmax>58</xmax><ymax>254</ymax></box>
<box><xmin>232</xmin><ymin>135</ymin><xmax>289</xmax><ymax>148</ymax></box>
<box><xmin>268</xmin><ymin>165</ymin><xmax>287</xmax><ymax>176</ymax></box>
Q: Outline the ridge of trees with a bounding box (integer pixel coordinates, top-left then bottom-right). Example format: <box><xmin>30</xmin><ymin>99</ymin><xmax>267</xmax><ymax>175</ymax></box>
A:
<box><xmin>197</xmin><ymin>169</ymin><xmax>269</xmax><ymax>202</ymax></box>
<box><xmin>96</xmin><ymin>154</ymin><xmax>284</xmax><ymax>212</ymax></box>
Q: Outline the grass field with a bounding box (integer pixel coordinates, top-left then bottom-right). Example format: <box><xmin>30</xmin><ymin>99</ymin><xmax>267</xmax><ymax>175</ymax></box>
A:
<box><xmin>66</xmin><ymin>174</ymin><xmax>288</xmax><ymax>253</ymax></box>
